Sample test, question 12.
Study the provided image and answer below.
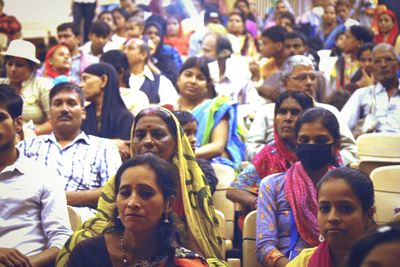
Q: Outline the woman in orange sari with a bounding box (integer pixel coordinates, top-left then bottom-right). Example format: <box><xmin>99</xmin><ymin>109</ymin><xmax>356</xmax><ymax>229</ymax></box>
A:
<box><xmin>164</xmin><ymin>13</ymin><xmax>190</xmax><ymax>60</ymax></box>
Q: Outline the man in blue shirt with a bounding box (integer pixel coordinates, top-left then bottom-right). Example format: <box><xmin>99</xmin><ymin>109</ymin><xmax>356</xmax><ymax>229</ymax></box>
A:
<box><xmin>18</xmin><ymin>82</ymin><xmax>122</xmax><ymax>220</ymax></box>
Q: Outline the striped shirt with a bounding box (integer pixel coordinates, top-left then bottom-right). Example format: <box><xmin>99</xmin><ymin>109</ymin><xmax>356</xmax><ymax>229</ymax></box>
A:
<box><xmin>17</xmin><ymin>131</ymin><xmax>122</xmax><ymax>192</ymax></box>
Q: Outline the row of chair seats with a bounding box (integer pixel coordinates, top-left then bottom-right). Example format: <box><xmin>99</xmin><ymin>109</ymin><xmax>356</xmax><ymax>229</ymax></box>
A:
<box><xmin>370</xmin><ymin>165</ymin><xmax>400</xmax><ymax>225</ymax></box>
<box><xmin>350</xmin><ymin>133</ymin><xmax>400</xmax><ymax>224</ymax></box>
<box><xmin>211</xmin><ymin>163</ymin><xmax>236</xmax><ymax>254</ymax></box>
<box><xmin>351</xmin><ymin>132</ymin><xmax>400</xmax><ymax>175</ymax></box>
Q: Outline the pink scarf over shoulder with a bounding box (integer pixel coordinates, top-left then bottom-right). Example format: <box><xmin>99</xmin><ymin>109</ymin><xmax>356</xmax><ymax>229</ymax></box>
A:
<box><xmin>309</xmin><ymin>241</ymin><xmax>334</xmax><ymax>267</ymax></box>
<box><xmin>284</xmin><ymin>162</ymin><xmax>320</xmax><ymax>247</ymax></box>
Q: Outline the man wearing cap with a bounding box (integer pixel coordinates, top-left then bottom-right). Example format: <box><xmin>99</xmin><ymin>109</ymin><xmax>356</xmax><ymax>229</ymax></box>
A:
<box><xmin>246</xmin><ymin>55</ymin><xmax>358</xmax><ymax>166</ymax></box>
<box><xmin>0</xmin><ymin>39</ymin><xmax>53</xmax><ymax>136</ymax></box>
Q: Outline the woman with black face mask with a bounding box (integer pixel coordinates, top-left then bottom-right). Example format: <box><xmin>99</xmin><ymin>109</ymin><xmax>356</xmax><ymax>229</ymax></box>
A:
<box><xmin>255</xmin><ymin>107</ymin><xmax>343</xmax><ymax>267</ymax></box>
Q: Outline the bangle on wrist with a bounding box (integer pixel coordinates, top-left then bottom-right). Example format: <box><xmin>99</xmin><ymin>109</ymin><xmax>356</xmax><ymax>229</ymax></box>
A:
<box><xmin>264</xmin><ymin>249</ymin><xmax>285</xmax><ymax>267</ymax></box>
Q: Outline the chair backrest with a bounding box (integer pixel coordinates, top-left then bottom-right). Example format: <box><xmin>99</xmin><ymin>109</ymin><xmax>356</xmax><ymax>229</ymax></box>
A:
<box><xmin>215</xmin><ymin>209</ymin><xmax>226</xmax><ymax>257</ymax></box>
<box><xmin>370</xmin><ymin>165</ymin><xmax>400</xmax><ymax>225</ymax></box>
<box><xmin>212</xmin><ymin>163</ymin><xmax>236</xmax><ymax>251</ymax></box>
<box><xmin>243</xmin><ymin>210</ymin><xmax>263</xmax><ymax>267</ymax></box>
<box><xmin>67</xmin><ymin>205</ymin><xmax>82</xmax><ymax>231</ymax></box>
<box><xmin>356</xmin><ymin>133</ymin><xmax>400</xmax><ymax>175</ymax></box>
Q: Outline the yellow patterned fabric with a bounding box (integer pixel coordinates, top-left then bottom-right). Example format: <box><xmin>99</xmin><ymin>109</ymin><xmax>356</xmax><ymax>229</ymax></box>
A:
<box><xmin>56</xmin><ymin>107</ymin><xmax>225</xmax><ymax>267</ymax></box>
<box><xmin>286</xmin><ymin>247</ymin><xmax>317</xmax><ymax>267</ymax></box>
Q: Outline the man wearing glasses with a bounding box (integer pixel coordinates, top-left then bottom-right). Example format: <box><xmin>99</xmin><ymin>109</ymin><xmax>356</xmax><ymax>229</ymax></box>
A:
<box><xmin>342</xmin><ymin>43</ymin><xmax>400</xmax><ymax>134</ymax></box>
<box><xmin>258</xmin><ymin>30</ymin><xmax>331</xmax><ymax>103</ymax></box>
<box><xmin>246</xmin><ymin>55</ymin><xmax>357</xmax><ymax>166</ymax></box>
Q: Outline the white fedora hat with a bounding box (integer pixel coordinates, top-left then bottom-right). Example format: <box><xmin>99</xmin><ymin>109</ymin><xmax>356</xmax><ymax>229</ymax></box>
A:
<box><xmin>1</xmin><ymin>39</ymin><xmax>40</xmax><ymax>64</ymax></box>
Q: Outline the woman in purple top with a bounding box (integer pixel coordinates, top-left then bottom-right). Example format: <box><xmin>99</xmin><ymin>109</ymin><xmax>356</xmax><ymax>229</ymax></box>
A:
<box><xmin>256</xmin><ymin>108</ymin><xmax>343</xmax><ymax>267</ymax></box>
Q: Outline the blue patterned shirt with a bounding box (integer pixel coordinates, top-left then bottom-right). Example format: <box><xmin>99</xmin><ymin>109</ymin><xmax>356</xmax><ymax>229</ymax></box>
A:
<box><xmin>17</xmin><ymin>131</ymin><xmax>121</xmax><ymax>192</ymax></box>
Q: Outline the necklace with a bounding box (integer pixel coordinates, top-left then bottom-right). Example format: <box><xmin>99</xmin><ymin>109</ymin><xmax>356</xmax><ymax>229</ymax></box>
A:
<box><xmin>177</xmin><ymin>99</ymin><xmax>196</xmax><ymax>111</ymax></box>
<box><xmin>119</xmin><ymin>233</ymin><xmax>168</xmax><ymax>267</ymax></box>
<box><xmin>120</xmin><ymin>232</ymin><xmax>129</xmax><ymax>266</ymax></box>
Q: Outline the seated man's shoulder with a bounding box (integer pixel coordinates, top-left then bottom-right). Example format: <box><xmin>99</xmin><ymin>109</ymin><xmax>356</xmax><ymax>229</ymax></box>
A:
<box><xmin>80</xmin><ymin>49</ymin><xmax>99</xmax><ymax>62</ymax></box>
<box><xmin>17</xmin><ymin>154</ymin><xmax>55</xmax><ymax>176</ymax></box>
<box><xmin>254</xmin><ymin>103</ymin><xmax>275</xmax><ymax>118</ymax></box>
<box><xmin>18</xmin><ymin>134</ymin><xmax>48</xmax><ymax>146</ymax></box>
<box><xmin>354</xmin><ymin>84</ymin><xmax>376</xmax><ymax>94</ymax></box>
<box><xmin>316</xmin><ymin>102</ymin><xmax>341</xmax><ymax>114</ymax></box>
<box><xmin>258</xmin><ymin>102</ymin><xmax>275</xmax><ymax>111</ymax></box>
<box><xmin>87</xmin><ymin>134</ymin><xmax>115</xmax><ymax>146</ymax></box>
<box><xmin>86</xmin><ymin>134</ymin><xmax>120</xmax><ymax>153</ymax></box>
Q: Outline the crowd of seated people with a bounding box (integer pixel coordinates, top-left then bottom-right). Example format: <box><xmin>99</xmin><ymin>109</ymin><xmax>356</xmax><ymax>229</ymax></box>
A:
<box><xmin>1</xmin><ymin>0</ymin><xmax>400</xmax><ymax>267</ymax></box>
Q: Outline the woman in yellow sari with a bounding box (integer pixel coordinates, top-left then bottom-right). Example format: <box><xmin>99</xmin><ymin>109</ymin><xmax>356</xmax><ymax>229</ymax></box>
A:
<box><xmin>56</xmin><ymin>107</ymin><xmax>225</xmax><ymax>266</ymax></box>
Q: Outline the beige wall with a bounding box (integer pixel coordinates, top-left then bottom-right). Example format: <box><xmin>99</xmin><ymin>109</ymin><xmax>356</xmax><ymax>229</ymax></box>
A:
<box><xmin>4</xmin><ymin>0</ymin><xmax>71</xmax><ymax>38</ymax></box>
<box><xmin>4</xmin><ymin>0</ymin><xmax>308</xmax><ymax>39</ymax></box>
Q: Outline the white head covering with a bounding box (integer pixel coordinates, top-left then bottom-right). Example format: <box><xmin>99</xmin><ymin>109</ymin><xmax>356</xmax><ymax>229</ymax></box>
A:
<box><xmin>1</xmin><ymin>39</ymin><xmax>40</xmax><ymax>64</ymax></box>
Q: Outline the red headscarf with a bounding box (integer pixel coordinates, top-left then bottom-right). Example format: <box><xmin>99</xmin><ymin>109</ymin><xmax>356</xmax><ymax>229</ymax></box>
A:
<box><xmin>163</xmin><ymin>16</ymin><xmax>190</xmax><ymax>56</ymax></box>
<box><xmin>252</xmin><ymin>129</ymin><xmax>298</xmax><ymax>180</ymax></box>
<box><xmin>374</xmin><ymin>9</ymin><xmax>399</xmax><ymax>46</ymax></box>
<box><xmin>44</xmin><ymin>44</ymin><xmax>70</xmax><ymax>78</ymax></box>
